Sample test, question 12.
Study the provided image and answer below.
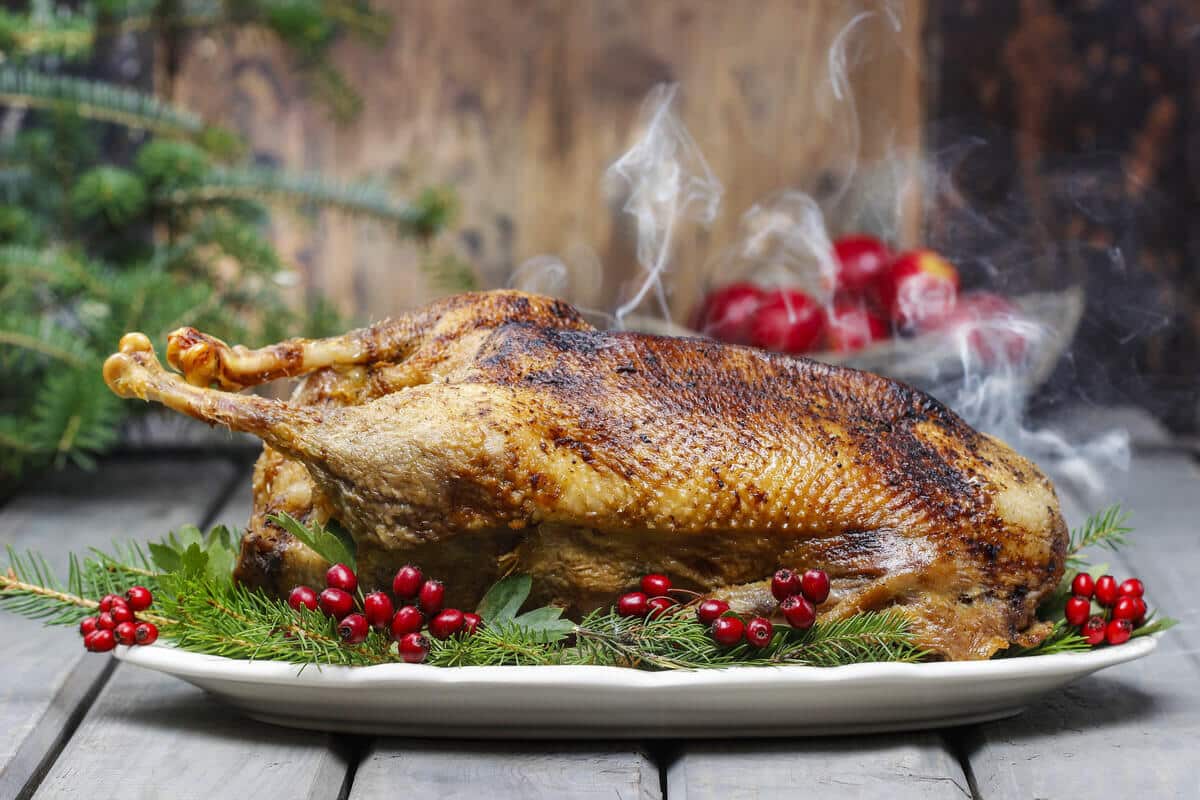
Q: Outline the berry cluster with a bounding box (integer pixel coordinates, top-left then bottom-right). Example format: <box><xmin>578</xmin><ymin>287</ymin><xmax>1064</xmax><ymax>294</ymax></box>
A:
<box><xmin>1064</xmin><ymin>572</ymin><xmax>1148</xmax><ymax>646</ymax></box>
<box><xmin>614</xmin><ymin>567</ymin><xmax>831</xmax><ymax>649</ymax></box>
<box><xmin>78</xmin><ymin>586</ymin><xmax>158</xmax><ymax>653</ymax></box>
<box><xmin>288</xmin><ymin>563</ymin><xmax>481</xmax><ymax>664</ymax></box>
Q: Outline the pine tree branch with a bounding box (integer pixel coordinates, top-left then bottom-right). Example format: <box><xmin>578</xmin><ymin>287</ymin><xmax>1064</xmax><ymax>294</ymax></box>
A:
<box><xmin>1067</xmin><ymin>505</ymin><xmax>1132</xmax><ymax>569</ymax></box>
<box><xmin>0</xmin><ymin>330</ymin><xmax>89</xmax><ymax>367</ymax></box>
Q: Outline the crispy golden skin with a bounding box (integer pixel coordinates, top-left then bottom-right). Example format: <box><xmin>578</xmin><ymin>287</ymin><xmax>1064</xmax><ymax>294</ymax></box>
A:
<box><xmin>104</xmin><ymin>291</ymin><xmax>1067</xmax><ymax>660</ymax></box>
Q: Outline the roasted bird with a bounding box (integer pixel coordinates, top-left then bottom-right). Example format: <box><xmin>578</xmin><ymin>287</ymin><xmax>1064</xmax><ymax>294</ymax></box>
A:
<box><xmin>103</xmin><ymin>290</ymin><xmax>1067</xmax><ymax>660</ymax></box>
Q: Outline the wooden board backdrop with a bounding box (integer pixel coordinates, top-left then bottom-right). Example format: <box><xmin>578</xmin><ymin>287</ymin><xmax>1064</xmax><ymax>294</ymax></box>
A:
<box><xmin>169</xmin><ymin>0</ymin><xmax>924</xmax><ymax>324</ymax></box>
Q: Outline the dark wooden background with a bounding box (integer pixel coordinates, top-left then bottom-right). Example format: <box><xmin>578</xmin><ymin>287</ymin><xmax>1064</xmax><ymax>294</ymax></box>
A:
<box><xmin>153</xmin><ymin>0</ymin><xmax>1197</xmax><ymax>431</ymax></box>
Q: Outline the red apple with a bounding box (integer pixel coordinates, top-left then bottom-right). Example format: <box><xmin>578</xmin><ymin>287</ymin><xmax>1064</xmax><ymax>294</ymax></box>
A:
<box><xmin>879</xmin><ymin>249</ymin><xmax>960</xmax><ymax>332</ymax></box>
<box><xmin>931</xmin><ymin>291</ymin><xmax>1030</xmax><ymax>365</ymax></box>
<box><xmin>832</xmin><ymin>234</ymin><xmax>891</xmax><ymax>293</ymax></box>
<box><xmin>749</xmin><ymin>289</ymin><xmax>826</xmax><ymax>354</ymax></box>
<box><xmin>691</xmin><ymin>283</ymin><xmax>765</xmax><ymax>344</ymax></box>
<box><xmin>827</xmin><ymin>301</ymin><xmax>890</xmax><ymax>353</ymax></box>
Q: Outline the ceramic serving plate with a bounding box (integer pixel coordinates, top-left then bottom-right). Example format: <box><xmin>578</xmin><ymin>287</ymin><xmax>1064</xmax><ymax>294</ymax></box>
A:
<box><xmin>115</xmin><ymin>634</ymin><xmax>1155</xmax><ymax>738</ymax></box>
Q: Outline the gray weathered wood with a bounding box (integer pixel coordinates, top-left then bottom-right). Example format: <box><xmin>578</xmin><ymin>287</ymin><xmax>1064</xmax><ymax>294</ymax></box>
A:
<box><xmin>350</xmin><ymin>741</ymin><xmax>662</xmax><ymax>800</ymax></box>
<box><xmin>667</xmin><ymin>735</ymin><xmax>972</xmax><ymax>799</ymax></box>
<box><xmin>0</xmin><ymin>459</ymin><xmax>238</xmax><ymax>800</ymax></box>
<box><xmin>32</xmin><ymin>460</ymin><xmax>357</xmax><ymax>800</ymax></box>
<box><xmin>962</xmin><ymin>408</ymin><xmax>1200</xmax><ymax>799</ymax></box>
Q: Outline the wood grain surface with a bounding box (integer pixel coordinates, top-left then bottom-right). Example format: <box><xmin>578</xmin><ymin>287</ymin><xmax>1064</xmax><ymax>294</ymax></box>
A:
<box><xmin>169</xmin><ymin>0</ymin><xmax>923</xmax><ymax>323</ymax></box>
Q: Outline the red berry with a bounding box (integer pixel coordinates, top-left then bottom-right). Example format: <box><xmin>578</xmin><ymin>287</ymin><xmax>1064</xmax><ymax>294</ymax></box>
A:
<box><xmin>749</xmin><ymin>289</ymin><xmax>826</xmax><ymax>355</ymax></box>
<box><xmin>362</xmin><ymin>592</ymin><xmax>394</xmax><ymax>629</ymax></box>
<box><xmin>1070</xmin><ymin>573</ymin><xmax>1095</xmax><ymax>599</ymax></box>
<box><xmin>745</xmin><ymin>616</ymin><xmax>774</xmax><ymax>648</ymax></box>
<box><xmin>780</xmin><ymin>595</ymin><xmax>817</xmax><ymax>630</ymax></box>
<box><xmin>110</xmin><ymin>603</ymin><xmax>134</xmax><ymax>624</ymax></box>
<box><xmin>927</xmin><ymin>292</ymin><xmax>1029</xmax><ymax>365</ymax></box>
<box><xmin>79</xmin><ymin>616</ymin><xmax>99</xmax><ymax>637</ymax></box>
<box><xmin>392</xmin><ymin>565</ymin><xmax>424</xmax><ymax>598</ymax></box>
<box><xmin>1118</xmin><ymin>578</ymin><xmax>1145</xmax><ymax>599</ymax></box>
<box><xmin>647</xmin><ymin>596</ymin><xmax>675</xmax><ymax>618</ymax></box>
<box><xmin>84</xmin><ymin>629</ymin><xmax>115</xmax><ymax>653</ymax></box>
<box><xmin>325</xmin><ymin>563</ymin><xmax>357</xmax><ymax>593</ymax></box>
<box><xmin>771</xmin><ymin>569</ymin><xmax>802</xmax><ymax>602</ymax></box>
<box><xmin>800</xmin><ymin>569</ymin><xmax>831</xmax><ymax>605</ymax></box>
<box><xmin>1113</xmin><ymin>596</ymin><xmax>1141</xmax><ymax>622</ymax></box>
<box><xmin>318</xmin><ymin>587</ymin><xmax>355</xmax><ymax>619</ymax></box>
<box><xmin>1094</xmin><ymin>575</ymin><xmax>1119</xmax><ymax>607</ymax></box>
<box><xmin>696</xmin><ymin>598</ymin><xmax>729</xmax><ymax>626</ymax></box>
<box><xmin>124</xmin><ymin>586</ymin><xmax>153</xmax><ymax>611</ymax></box>
<box><xmin>429</xmin><ymin>608</ymin><xmax>465</xmax><ymax>640</ymax></box>
<box><xmin>462</xmin><ymin>612</ymin><xmax>482</xmax><ymax>636</ymax></box>
<box><xmin>832</xmin><ymin>234</ymin><xmax>891</xmax><ymax>292</ymax></box>
<box><xmin>390</xmin><ymin>605</ymin><xmax>424</xmax><ymax>639</ymax></box>
<box><xmin>1064</xmin><ymin>596</ymin><xmax>1091</xmax><ymax>626</ymax></box>
<box><xmin>1082</xmin><ymin>615</ymin><xmax>1107</xmax><ymax>646</ymax></box>
<box><xmin>1105</xmin><ymin>618</ymin><xmax>1133</xmax><ymax>646</ymax></box>
<box><xmin>879</xmin><ymin>249</ymin><xmax>960</xmax><ymax>332</ymax></box>
<box><xmin>98</xmin><ymin>594</ymin><xmax>125</xmax><ymax>613</ymax></box>
<box><xmin>96</xmin><ymin>612</ymin><xmax>117</xmax><ymax>631</ymax></box>
<box><xmin>114</xmin><ymin>621</ymin><xmax>138</xmax><ymax>646</ymax></box>
<box><xmin>418</xmin><ymin>580</ymin><xmax>445</xmax><ymax>614</ymax></box>
<box><xmin>338</xmin><ymin>613</ymin><xmax>369</xmax><ymax>644</ymax></box>
<box><xmin>134</xmin><ymin>622</ymin><xmax>159</xmax><ymax>645</ymax></box>
<box><xmin>288</xmin><ymin>585</ymin><xmax>319</xmax><ymax>612</ymax></box>
<box><xmin>827</xmin><ymin>299</ymin><xmax>890</xmax><ymax>354</ymax></box>
<box><xmin>399</xmin><ymin>632</ymin><xmax>429</xmax><ymax>663</ymax></box>
<box><xmin>1132</xmin><ymin>597</ymin><xmax>1148</xmax><ymax>625</ymax></box>
<box><xmin>617</xmin><ymin>592</ymin><xmax>649</xmax><ymax>617</ymax></box>
<box><xmin>640</xmin><ymin>573</ymin><xmax>672</xmax><ymax>597</ymax></box>
<box><xmin>711</xmin><ymin>616</ymin><xmax>745</xmax><ymax>647</ymax></box>
<box><xmin>691</xmin><ymin>283</ymin><xmax>765</xmax><ymax>344</ymax></box>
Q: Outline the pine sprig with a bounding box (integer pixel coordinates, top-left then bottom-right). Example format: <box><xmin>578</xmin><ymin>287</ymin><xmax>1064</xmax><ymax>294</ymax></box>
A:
<box><xmin>1001</xmin><ymin>620</ymin><xmax>1092</xmax><ymax>658</ymax></box>
<box><xmin>1067</xmin><ymin>505</ymin><xmax>1131</xmax><ymax>569</ymax></box>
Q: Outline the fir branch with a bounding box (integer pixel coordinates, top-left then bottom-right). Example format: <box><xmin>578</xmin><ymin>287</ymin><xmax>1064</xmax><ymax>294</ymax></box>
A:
<box><xmin>0</xmin><ymin>68</ymin><xmax>206</xmax><ymax>138</ymax></box>
<box><xmin>767</xmin><ymin>610</ymin><xmax>927</xmax><ymax>667</ymax></box>
<box><xmin>1067</xmin><ymin>505</ymin><xmax>1132</xmax><ymax>569</ymax></box>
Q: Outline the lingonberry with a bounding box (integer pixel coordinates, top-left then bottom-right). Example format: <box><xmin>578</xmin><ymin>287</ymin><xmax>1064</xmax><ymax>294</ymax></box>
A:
<box><xmin>392</xmin><ymin>565</ymin><xmax>423</xmax><ymax>599</ymax></box>
<box><xmin>398</xmin><ymin>632</ymin><xmax>429</xmax><ymax>663</ymax></box>
<box><xmin>711</xmin><ymin>616</ymin><xmax>745</xmax><ymax>647</ymax></box>
<box><xmin>318</xmin><ymin>587</ymin><xmax>355</xmax><ymax>619</ymax></box>
<box><xmin>114</xmin><ymin>621</ymin><xmax>138</xmax><ymax>646</ymax></box>
<box><xmin>84</xmin><ymin>629</ymin><xmax>116</xmax><ymax>653</ymax></box>
<box><xmin>1081</xmin><ymin>615</ymin><xmax>1106</xmax><ymax>646</ymax></box>
<box><xmin>338</xmin><ymin>613</ymin><xmax>369</xmax><ymax>644</ymax></box>
<box><xmin>110</xmin><ymin>603</ymin><xmax>134</xmax><ymax>625</ymax></box>
<box><xmin>746</xmin><ymin>616</ymin><xmax>774</xmax><ymax>648</ymax></box>
<box><xmin>98</xmin><ymin>594</ymin><xmax>125</xmax><ymax>613</ymax></box>
<box><xmin>325</xmin><ymin>563</ymin><xmax>357</xmax><ymax>593</ymax></box>
<box><xmin>780</xmin><ymin>595</ymin><xmax>817</xmax><ymax>630</ymax></box>
<box><xmin>1112</xmin><ymin>596</ymin><xmax>1141</xmax><ymax>622</ymax></box>
<box><xmin>617</xmin><ymin>591</ymin><xmax>649</xmax><ymax>617</ymax></box>
<box><xmin>1094</xmin><ymin>575</ymin><xmax>1119</xmax><ymax>607</ymax></box>
<box><xmin>418</xmin><ymin>580</ymin><xmax>445</xmax><ymax>615</ymax></box>
<box><xmin>771</xmin><ymin>569</ymin><xmax>803</xmax><ymax>602</ymax></box>
<box><xmin>1064</xmin><ymin>596</ymin><xmax>1091</xmax><ymax>626</ymax></box>
<box><xmin>390</xmin><ymin>605</ymin><xmax>424</xmax><ymax>639</ymax></box>
<box><xmin>79</xmin><ymin>616</ymin><xmax>99</xmax><ymax>637</ymax></box>
<box><xmin>96</xmin><ymin>612</ymin><xmax>117</xmax><ymax>630</ymax></box>
<box><xmin>647</xmin><ymin>596</ymin><xmax>675</xmax><ymax>619</ymax></box>
<box><xmin>1070</xmin><ymin>573</ymin><xmax>1095</xmax><ymax>599</ymax></box>
<box><xmin>801</xmin><ymin>569</ymin><xmax>831</xmax><ymax>605</ymax></box>
<box><xmin>429</xmin><ymin>608</ymin><xmax>466</xmax><ymax>640</ymax></box>
<box><xmin>1105</xmin><ymin>618</ymin><xmax>1133</xmax><ymax>646</ymax></box>
<box><xmin>134</xmin><ymin>622</ymin><xmax>159</xmax><ymax>645</ymax></box>
<box><xmin>640</xmin><ymin>573</ymin><xmax>672</xmax><ymax>596</ymax></box>
<box><xmin>363</xmin><ymin>592</ymin><xmax>394</xmax><ymax>629</ymax></box>
<box><xmin>1118</xmin><ymin>578</ymin><xmax>1145</xmax><ymax>599</ymax></box>
<box><xmin>462</xmin><ymin>612</ymin><xmax>482</xmax><ymax>636</ymax></box>
<box><xmin>696</xmin><ymin>598</ymin><xmax>729</xmax><ymax>626</ymax></box>
<box><xmin>125</xmin><ymin>585</ymin><xmax>153</xmax><ymax>612</ymax></box>
<box><xmin>288</xmin><ymin>585</ymin><xmax>319</xmax><ymax>612</ymax></box>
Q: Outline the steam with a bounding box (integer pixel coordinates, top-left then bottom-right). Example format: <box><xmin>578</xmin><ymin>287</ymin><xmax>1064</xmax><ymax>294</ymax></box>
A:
<box><xmin>605</xmin><ymin>84</ymin><xmax>722</xmax><ymax>328</ymax></box>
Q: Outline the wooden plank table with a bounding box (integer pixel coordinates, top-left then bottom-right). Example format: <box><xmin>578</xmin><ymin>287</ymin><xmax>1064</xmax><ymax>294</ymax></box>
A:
<box><xmin>2</xmin><ymin>407</ymin><xmax>1197</xmax><ymax>799</ymax></box>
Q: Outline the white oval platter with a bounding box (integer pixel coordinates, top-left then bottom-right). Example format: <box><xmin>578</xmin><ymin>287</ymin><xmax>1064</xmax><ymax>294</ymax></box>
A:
<box><xmin>115</xmin><ymin>634</ymin><xmax>1156</xmax><ymax>738</ymax></box>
